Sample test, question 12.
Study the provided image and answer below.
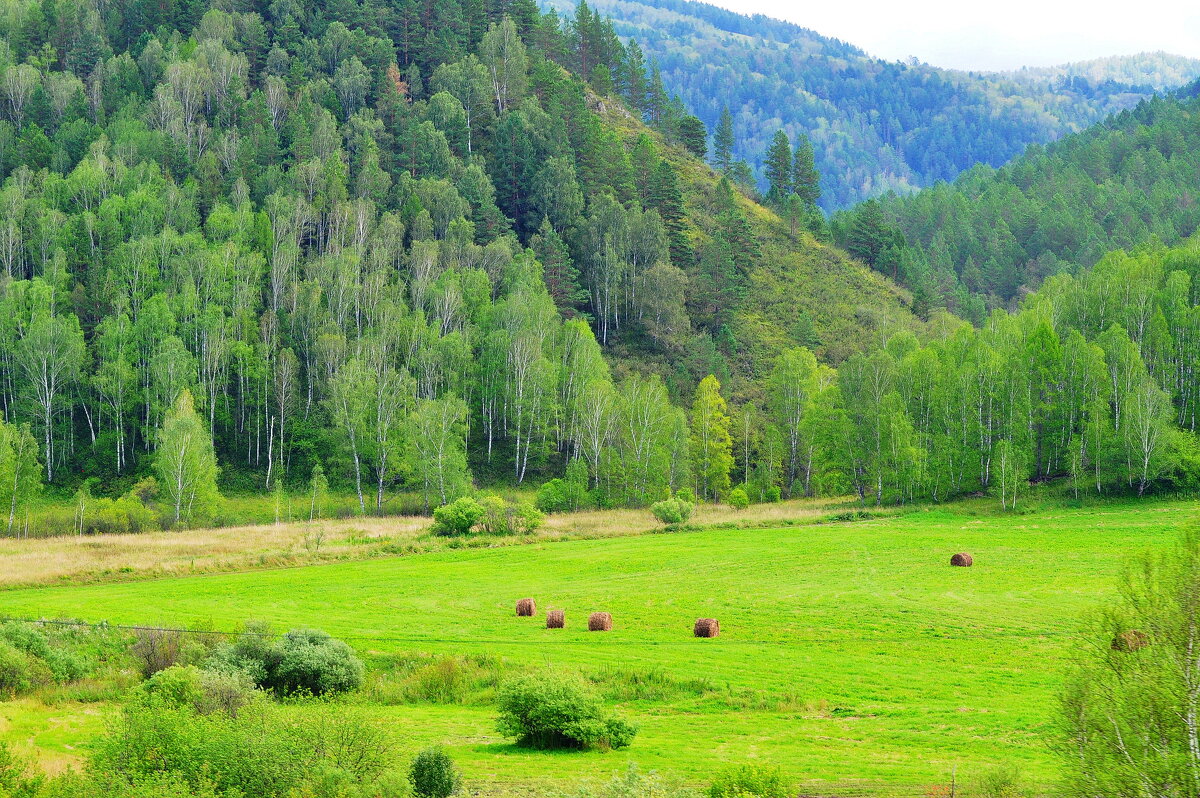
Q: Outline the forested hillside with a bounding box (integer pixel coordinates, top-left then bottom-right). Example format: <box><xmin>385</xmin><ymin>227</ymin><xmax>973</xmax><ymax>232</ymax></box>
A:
<box><xmin>0</xmin><ymin>0</ymin><xmax>918</xmax><ymax>524</ymax></box>
<box><xmin>834</xmin><ymin>91</ymin><xmax>1200</xmax><ymax>320</ymax></box>
<box><xmin>550</xmin><ymin>0</ymin><xmax>1200</xmax><ymax>208</ymax></box>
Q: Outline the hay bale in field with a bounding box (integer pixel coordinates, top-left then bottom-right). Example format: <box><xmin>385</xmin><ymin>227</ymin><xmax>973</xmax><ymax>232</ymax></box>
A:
<box><xmin>546</xmin><ymin>610</ymin><xmax>565</xmax><ymax>629</ymax></box>
<box><xmin>588</xmin><ymin>612</ymin><xmax>613</xmax><ymax>632</ymax></box>
<box><xmin>515</xmin><ymin>598</ymin><xmax>536</xmax><ymax>617</ymax></box>
<box><xmin>693</xmin><ymin>618</ymin><xmax>720</xmax><ymax>638</ymax></box>
<box><xmin>950</xmin><ymin>552</ymin><xmax>973</xmax><ymax>567</ymax></box>
<box><xmin>1112</xmin><ymin>629</ymin><xmax>1149</xmax><ymax>653</ymax></box>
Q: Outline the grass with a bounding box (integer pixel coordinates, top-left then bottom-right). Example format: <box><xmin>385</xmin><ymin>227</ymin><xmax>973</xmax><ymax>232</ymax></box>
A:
<box><xmin>0</xmin><ymin>497</ymin><xmax>847</xmax><ymax>589</ymax></box>
<box><xmin>0</xmin><ymin>496</ymin><xmax>1191</xmax><ymax>794</ymax></box>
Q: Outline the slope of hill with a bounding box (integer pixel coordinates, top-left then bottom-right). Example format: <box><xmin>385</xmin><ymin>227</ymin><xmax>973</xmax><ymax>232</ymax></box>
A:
<box><xmin>833</xmin><ymin>92</ymin><xmax>1200</xmax><ymax>318</ymax></box>
<box><xmin>0</xmin><ymin>0</ymin><xmax>916</xmax><ymax>505</ymax></box>
<box><xmin>548</xmin><ymin>0</ymin><xmax>1200</xmax><ymax>208</ymax></box>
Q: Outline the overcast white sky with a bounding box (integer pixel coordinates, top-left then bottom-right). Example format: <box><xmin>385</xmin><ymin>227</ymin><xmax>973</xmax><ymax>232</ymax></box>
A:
<box><xmin>701</xmin><ymin>0</ymin><xmax>1200</xmax><ymax>71</ymax></box>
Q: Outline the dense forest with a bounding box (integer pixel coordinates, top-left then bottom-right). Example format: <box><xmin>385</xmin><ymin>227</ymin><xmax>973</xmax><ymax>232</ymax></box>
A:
<box><xmin>834</xmin><ymin>91</ymin><xmax>1200</xmax><ymax>319</ymax></box>
<box><xmin>0</xmin><ymin>0</ymin><xmax>921</xmax><ymax>530</ymax></box>
<box><xmin>0</xmin><ymin>0</ymin><xmax>1198</xmax><ymax>535</ymax></box>
<box><xmin>554</xmin><ymin>0</ymin><xmax>1200</xmax><ymax>208</ymax></box>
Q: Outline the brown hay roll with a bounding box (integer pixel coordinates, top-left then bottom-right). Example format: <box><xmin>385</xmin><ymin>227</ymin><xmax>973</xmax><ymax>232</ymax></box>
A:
<box><xmin>587</xmin><ymin>612</ymin><xmax>613</xmax><ymax>632</ymax></box>
<box><xmin>950</xmin><ymin>552</ymin><xmax>973</xmax><ymax>567</ymax></box>
<box><xmin>545</xmin><ymin>610</ymin><xmax>565</xmax><ymax>629</ymax></box>
<box><xmin>1112</xmin><ymin>629</ymin><xmax>1149</xmax><ymax>653</ymax></box>
<box><xmin>693</xmin><ymin>618</ymin><xmax>720</xmax><ymax>638</ymax></box>
<box><xmin>515</xmin><ymin>598</ymin><xmax>536</xmax><ymax>617</ymax></box>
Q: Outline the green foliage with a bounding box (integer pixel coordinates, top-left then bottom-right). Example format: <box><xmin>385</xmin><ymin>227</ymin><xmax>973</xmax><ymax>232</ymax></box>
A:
<box><xmin>154</xmin><ymin>390</ymin><xmax>221</xmax><ymax>528</ymax></box>
<box><xmin>536</xmin><ymin>459</ymin><xmax>589</xmax><ymax>513</ymax></box>
<box><xmin>92</xmin><ymin>696</ymin><xmax>398</xmax><ymax>797</ymax></box>
<box><xmin>496</xmin><ymin>672</ymin><xmax>637</xmax><ymax>750</ymax></box>
<box><xmin>410</xmin><ymin>747</ymin><xmax>462</xmax><ymax>798</ymax></box>
<box><xmin>479</xmin><ymin>495</ymin><xmax>544</xmax><ymax>534</ymax></box>
<box><xmin>265</xmin><ymin>628</ymin><xmax>364</xmax><ymax>697</ymax></box>
<box><xmin>0</xmin><ymin>620</ymin><xmax>116</xmax><ymax>696</ymax></box>
<box><xmin>202</xmin><ymin>625</ymin><xmax>362</xmax><ymax>697</ymax></box>
<box><xmin>432</xmin><ymin>497</ymin><xmax>486</xmax><ymax>536</ymax></box>
<box><xmin>708</xmin><ymin>764</ymin><xmax>790</xmax><ymax>798</ymax></box>
<box><xmin>690</xmin><ymin>376</ymin><xmax>733</xmax><ymax>501</ymax></box>
<box><xmin>728</xmin><ymin>487</ymin><xmax>749</xmax><ymax>510</ymax></box>
<box><xmin>852</xmin><ymin>93</ymin><xmax>1200</xmax><ymax>310</ymax></box>
<box><xmin>0</xmin><ymin>641</ymin><xmax>49</xmax><ymax>698</ymax></box>
<box><xmin>1058</xmin><ymin>534</ymin><xmax>1200</xmax><ymax>795</ymax></box>
<box><xmin>650</xmin><ymin>494</ymin><xmax>694</xmax><ymax>525</ymax></box>
<box><xmin>141</xmin><ymin>666</ymin><xmax>259</xmax><ymax>717</ymax></box>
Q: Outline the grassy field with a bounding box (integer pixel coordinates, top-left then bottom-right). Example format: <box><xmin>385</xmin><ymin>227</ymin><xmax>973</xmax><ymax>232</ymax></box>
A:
<box><xmin>0</xmin><ymin>497</ymin><xmax>1193</xmax><ymax>795</ymax></box>
<box><xmin>0</xmin><ymin>497</ymin><xmax>846</xmax><ymax>588</ymax></box>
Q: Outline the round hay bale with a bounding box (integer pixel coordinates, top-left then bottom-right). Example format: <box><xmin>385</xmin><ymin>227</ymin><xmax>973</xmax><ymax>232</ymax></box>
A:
<box><xmin>515</xmin><ymin>598</ymin><xmax>536</xmax><ymax>617</ymax></box>
<box><xmin>587</xmin><ymin>612</ymin><xmax>613</xmax><ymax>632</ymax></box>
<box><xmin>950</xmin><ymin>552</ymin><xmax>973</xmax><ymax>567</ymax></box>
<box><xmin>693</xmin><ymin>618</ymin><xmax>720</xmax><ymax>638</ymax></box>
<box><xmin>545</xmin><ymin>610</ymin><xmax>565</xmax><ymax>629</ymax></box>
<box><xmin>1112</xmin><ymin>629</ymin><xmax>1149</xmax><ymax>653</ymax></box>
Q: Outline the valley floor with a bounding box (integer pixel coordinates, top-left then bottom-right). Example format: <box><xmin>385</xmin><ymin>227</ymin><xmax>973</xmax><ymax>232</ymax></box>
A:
<box><xmin>0</xmin><ymin>497</ymin><xmax>1192</xmax><ymax>794</ymax></box>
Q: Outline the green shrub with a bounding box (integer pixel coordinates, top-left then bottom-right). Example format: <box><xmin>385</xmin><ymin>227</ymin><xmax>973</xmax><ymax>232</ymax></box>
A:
<box><xmin>974</xmin><ymin>763</ymin><xmax>1024</xmax><ymax>798</ymax></box>
<box><xmin>0</xmin><ymin>622</ymin><xmax>85</xmax><ymax>683</ymax></box>
<box><xmin>511</xmin><ymin>501</ymin><xmax>544</xmax><ymax>533</ymax></box>
<box><xmin>651</xmin><ymin>497</ymin><xmax>694</xmax><ymax>525</ymax></box>
<box><xmin>266</xmin><ymin>628</ymin><xmax>364</xmax><ymax>696</ymax></box>
<box><xmin>79</xmin><ymin>494</ymin><xmax>158</xmax><ymax>535</ymax></box>
<box><xmin>537</xmin><ymin>462</ymin><xmax>591</xmax><ymax>514</ymax></box>
<box><xmin>0</xmin><ymin>641</ymin><xmax>51</xmax><ymax>698</ymax></box>
<box><xmin>708</xmin><ymin>764</ymin><xmax>790</xmax><ymax>798</ymax></box>
<box><xmin>92</xmin><ymin>699</ymin><xmax>398</xmax><ymax>797</ymax></box>
<box><xmin>496</xmin><ymin>672</ymin><xmax>637</xmax><ymax>750</ymax></box>
<box><xmin>728</xmin><ymin>487</ymin><xmax>749</xmax><ymax>510</ymax></box>
<box><xmin>201</xmin><ymin>624</ymin><xmax>362</xmax><ymax>698</ymax></box>
<box><xmin>535</xmin><ymin>479</ymin><xmax>569</xmax><ymax>513</ymax></box>
<box><xmin>202</xmin><ymin>621</ymin><xmax>274</xmax><ymax>684</ymax></box>
<box><xmin>141</xmin><ymin>666</ymin><xmax>206</xmax><ymax>709</ymax></box>
<box><xmin>410</xmin><ymin>746</ymin><xmax>461</xmax><ymax>797</ymax></box>
<box><xmin>0</xmin><ymin>740</ymin><xmax>41</xmax><ymax>798</ymax></box>
<box><xmin>764</xmin><ymin>485</ymin><xmax>782</xmax><ymax>503</ymax></box>
<box><xmin>431</xmin><ymin>497</ymin><xmax>485</xmax><ymax>535</ymax></box>
<box><xmin>476</xmin><ymin>495</ymin><xmax>544</xmax><ymax>535</ymax></box>
<box><xmin>142</xmin><ymin>666</ymin><xmax>258</xmax><ymax>717</ymax></box>
<box><xmin>478</xmin><ymin>495</ymin><xmax>509</xmax><ymax>534</ymax></box>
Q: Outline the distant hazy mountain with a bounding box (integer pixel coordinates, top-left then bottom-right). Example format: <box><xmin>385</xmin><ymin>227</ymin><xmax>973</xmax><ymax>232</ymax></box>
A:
<box><xmin>547</xmin><ymin>0</ymin><xmax>1200</xmax><ymax>209</ymax></box>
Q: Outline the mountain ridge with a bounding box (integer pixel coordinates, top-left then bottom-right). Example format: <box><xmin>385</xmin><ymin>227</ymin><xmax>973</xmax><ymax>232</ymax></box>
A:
<box><xmin>546</xmin><ymin>0</ymin><xmax>1200</xmax><ymax>208</ymax></box>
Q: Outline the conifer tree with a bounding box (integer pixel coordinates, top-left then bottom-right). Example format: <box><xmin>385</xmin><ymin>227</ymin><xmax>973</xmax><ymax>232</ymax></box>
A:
<box><xmin>763</xmin><ymin>130</ymin><xmax>793</xmax><ymax>206</ymax></box>
<box><xmin>713</xmin><ymin>106</ymin><xmax>735</xmax><ymax>174</ymax></box>
<box><xmin>792</xmin><ymin>133</ymin><xmax>821</xmax><ymax>208</ymax></box>
<box><xmin>648</xmin><ymin>160</ymin><xmax>689</xmax><ymax>268</ymax></box>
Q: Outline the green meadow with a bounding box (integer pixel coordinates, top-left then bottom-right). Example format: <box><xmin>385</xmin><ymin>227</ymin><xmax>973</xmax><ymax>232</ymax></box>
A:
<box><xmin>0</xmin><ymin>499</ymin><xmax>1194</xmax><ymax>794</ymax></box>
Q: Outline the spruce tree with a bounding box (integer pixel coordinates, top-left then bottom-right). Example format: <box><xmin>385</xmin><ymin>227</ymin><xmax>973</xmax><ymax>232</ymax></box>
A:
<box><xmin>713</xmin><ymin>106</ymin><xmax>734</xmax><ymax>174</ymax></box>
<box><xmin>764</xmin><ymin>130</ymin><xmax>793</xmax><ymax>206</ymax></box>
<box><xmin>677</xmin><ymin>115</ymin><xmax>707</xmax><ymax>158</ymax></box>
<box><xmin>792</xmin><ymin>133</ymin><xmax>821</xmax><ymax>208</ymax></box>
<box><xmin>649</xmin><ymin>159</ymin><xmax>689</xmax><ymax>268</ymax></box>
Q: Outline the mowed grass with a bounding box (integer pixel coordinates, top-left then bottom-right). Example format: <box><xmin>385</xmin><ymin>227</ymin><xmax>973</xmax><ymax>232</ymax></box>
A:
<box><xmin>0</xmin><ymin>499</ymin><xmax>1194</xmax><ymax>794</ymax></box>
